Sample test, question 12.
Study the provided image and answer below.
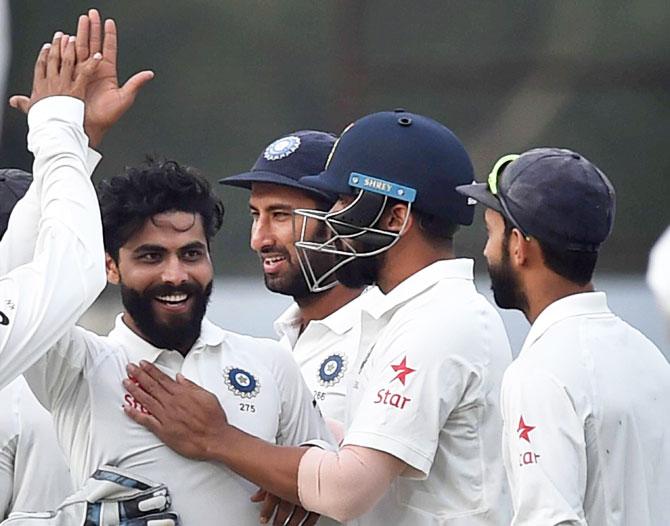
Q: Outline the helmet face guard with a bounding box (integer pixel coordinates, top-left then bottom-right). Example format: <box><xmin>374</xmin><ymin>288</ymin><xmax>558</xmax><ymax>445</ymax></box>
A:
<box><xmin>293</xmin><ymin>173</ymin><xmax>415</xmax><ymax>293</ymax></box>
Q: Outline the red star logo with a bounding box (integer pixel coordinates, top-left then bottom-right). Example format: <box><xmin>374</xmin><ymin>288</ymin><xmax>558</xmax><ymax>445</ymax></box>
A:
<box><xmin>517</xmin><ymin>415</ymin><xmax>535</xmax><ymax>443</ymax></box>
<box><xmin>391</xmin><ymin>357</ymin><xmax>416</xmax><ymax>385</ymax></box>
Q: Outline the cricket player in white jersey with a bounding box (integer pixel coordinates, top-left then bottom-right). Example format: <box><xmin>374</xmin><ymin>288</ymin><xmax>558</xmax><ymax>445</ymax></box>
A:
<box><xmin>17</xmin><ymin>154</ymin><xmax>331</xmax><ymax>525</ymax></box>
<box><xmin>124</xmin><ymin>110</ymin><xmax>514</xmax><ymax>525</ymax></box>
<box><xmin>0</xmin><ymin>171</ymin><xmax>73</xmax><ymax>515</ymax></box>
<box><xmin>457</xmin><ymin>148</ymin><xmax>670</xmax><ymax>525</ymax></box>
<box><xmin>221</xmin><ymin>130</ymin><xmax>368</xmax><ymax>427</ymax></box>
<box><xmin>222</xmin><ymin>130</ymin><xmax>370</xmax><ymax>525</ymax></box>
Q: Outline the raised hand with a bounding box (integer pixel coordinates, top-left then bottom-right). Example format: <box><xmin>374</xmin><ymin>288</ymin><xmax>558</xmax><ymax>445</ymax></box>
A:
<box><xmin>9</xmin><ymin>31</ymin><xmax>102</xmax><ymax>113</ymax></box>
<box><xmin>9</xmin><ymin>9</ymin><xmax>154</xmax><ymax>148</ymax></box>
<box><xmin>74</xmin><ymin>9</ymin><xmax>154</xmax><ymax>147</ymax></box>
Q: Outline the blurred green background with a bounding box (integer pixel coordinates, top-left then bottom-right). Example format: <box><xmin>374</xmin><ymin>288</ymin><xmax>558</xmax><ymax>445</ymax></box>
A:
<box><xmin>2</xmin><ymin>1</ymin><xmax>668</xmax><ymax>276</ymax></box>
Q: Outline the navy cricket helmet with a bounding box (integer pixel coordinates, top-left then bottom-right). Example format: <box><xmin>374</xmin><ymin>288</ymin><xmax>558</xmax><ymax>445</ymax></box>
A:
<box><xmin>301</xmin><ymin>109</ymin><xmax>475</xmax><ymax>226</ymax></box>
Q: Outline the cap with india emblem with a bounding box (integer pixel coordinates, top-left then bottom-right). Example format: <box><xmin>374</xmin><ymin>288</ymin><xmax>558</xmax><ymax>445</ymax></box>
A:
<box><xmin>220</xmin><ymin>130</ymin><xmax>338</xmax><ymax>203</ymax></box>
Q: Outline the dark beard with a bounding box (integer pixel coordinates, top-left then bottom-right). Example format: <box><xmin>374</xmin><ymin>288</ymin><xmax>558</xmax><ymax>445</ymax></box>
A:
<box><xmin>335</xmin><ymin>253</ymin><xmax>381</xmax><ymax>289</ymax></box>
<box><xmin>487</xmin><ymin>237</ymin><xmax>528</xmax><ymax>312</ymax></box>
<box><xmin>121</xmin><ymin>280</ymin><xmax>213</xmax><ymax>352</ymax></box>
<box><xmin>263</xmin><ymin>264</ymin><xmax>311</xmax><ymax>299</ymax></box>
<box><xmin>271</xmin><ymin>220</ymin><xmax>339</xmax><ymax>297</ymax></box>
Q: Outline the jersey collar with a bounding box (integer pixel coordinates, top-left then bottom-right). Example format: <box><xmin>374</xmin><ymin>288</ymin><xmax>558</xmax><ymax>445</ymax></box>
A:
<box><xmin>521</xmin><ymin>291</ymin><xmax>612</xmax><ymax>354</ymax></box>
<box><xmin>363</xmin><ymin>258</ymin><xmax>474</xmax><ymax>320</ymax></box>
<box><xmin>109</xmin><ymin>313</ymin><xmax>227</xmax><ymax>364</ymax></box>
<box><xmin>274</xmin><ymin>291</ymin><xmax>370</xmax><ymax>346</ymax></box>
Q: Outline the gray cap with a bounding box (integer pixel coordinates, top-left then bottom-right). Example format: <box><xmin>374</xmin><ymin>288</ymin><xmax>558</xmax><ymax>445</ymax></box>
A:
<box><xmin>456</xmin><ymin>148</ymin><xmax>615</xmax><ymax>252</ymax></box>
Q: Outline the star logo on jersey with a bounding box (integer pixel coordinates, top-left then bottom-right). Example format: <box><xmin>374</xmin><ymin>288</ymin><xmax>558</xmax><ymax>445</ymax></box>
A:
<box><xmin>0</xmin><ymin>311</ymin><xmax>9</xmax><ymax>326</ymax></box>
<box><xmin>390</xmin><ymin>357</ymin><xmax>415</xmax><ymax>385</ymax></box>
<box><xmin>517</xmin><ymin>415</ymin><xmax>535</xmax><ymax>443</ymax></box>
<box><xmin>223</xmin><ymin>366</ymin><xmax>261</xmax><ymax>399</ymax></box>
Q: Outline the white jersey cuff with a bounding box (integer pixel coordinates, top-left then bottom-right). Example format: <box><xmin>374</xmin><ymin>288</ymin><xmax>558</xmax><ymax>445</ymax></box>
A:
<box><xmin>27</xmin><ymin>96</ymin><xmax>85</xmax><ymax>129</ymax></box>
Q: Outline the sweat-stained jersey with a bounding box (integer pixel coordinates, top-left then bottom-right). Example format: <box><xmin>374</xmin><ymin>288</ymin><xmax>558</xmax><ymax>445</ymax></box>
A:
<box><xmin>501</xmin><ymin>292</ymin><xmax>670</xmax><ymax>526</ymax></box>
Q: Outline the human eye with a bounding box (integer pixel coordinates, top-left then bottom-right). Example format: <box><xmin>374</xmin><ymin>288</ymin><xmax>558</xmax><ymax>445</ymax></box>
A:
<box><xmin>182</xmin><ymin>248</ymin><xmax>205</xmax><ymax>262</ymax></box>
<box><xmin>273</xmin><ymin>210</ymin><xmax>292</xmax><ymax>221</ymax></box>
<box><xmin>137</xmin><ymin>252</ymin><xmax>162</xmax><ymax>263</ymax></box>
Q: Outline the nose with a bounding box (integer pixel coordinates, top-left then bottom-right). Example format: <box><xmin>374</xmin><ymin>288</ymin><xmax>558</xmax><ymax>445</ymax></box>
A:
<box><xmin>160</xmin><ymin>255</ymin><xmax>189</xmax><ymax>285</ymax></box>
<box><xmin>250</xmin><ymin>215</ymin><xmax>274</xmax><ymax>252</ymax></box>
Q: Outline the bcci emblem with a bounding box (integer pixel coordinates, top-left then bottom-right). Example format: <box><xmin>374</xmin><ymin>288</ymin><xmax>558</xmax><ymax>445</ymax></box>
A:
<box><xmin>223</xmin><ymin>366</ymin><xmax>261</xmax><ymax>399</ymax></box>
<box><xmin>263</xmin><ymin>136</ymin><xmax>301</xmax><ymax>161</ymax></box>
<box><xmin>317</xmin><ymin>354</ymin><xmax>347</xmax><ymax>388</ymax></box>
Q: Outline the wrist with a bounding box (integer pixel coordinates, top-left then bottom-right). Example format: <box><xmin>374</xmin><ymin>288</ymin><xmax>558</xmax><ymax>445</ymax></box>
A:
<box><xmin>203</xmin><ymin>420</ymin><xmax>235</xmax><ymax>462</ymax></box>
<box><xmin>84</xmin><ymin>125</ymin><xmax>107</xmax><ymax>149</ymax></box>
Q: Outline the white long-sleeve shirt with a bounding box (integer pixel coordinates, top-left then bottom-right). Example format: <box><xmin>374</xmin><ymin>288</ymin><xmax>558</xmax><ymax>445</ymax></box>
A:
<box><xmin>501</xmin><ymin>292</ymin><xmax>670</xmax><ymax>525</ymax></box>
<box><xmin>0</xmin><ymin>96</ymin><xmax>106</xmax><ymax>389</ymax></box>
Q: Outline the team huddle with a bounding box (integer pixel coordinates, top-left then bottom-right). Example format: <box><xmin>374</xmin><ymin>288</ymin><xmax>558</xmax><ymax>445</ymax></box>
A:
<box><xmin>1</xmin><ymin>9</ymin><xmax>669</xmax><ymax>526</ymax></box>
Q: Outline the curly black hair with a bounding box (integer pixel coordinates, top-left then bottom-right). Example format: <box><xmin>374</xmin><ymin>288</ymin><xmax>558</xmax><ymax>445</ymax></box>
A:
<box><xmin>98</xmin><ymin>158</ymin><xmax>225</xmax><ymax>261</ymax></box>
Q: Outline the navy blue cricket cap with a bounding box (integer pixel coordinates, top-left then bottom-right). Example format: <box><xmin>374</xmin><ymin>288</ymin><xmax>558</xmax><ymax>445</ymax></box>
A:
<box><xmin>456</xmin><ymin>147</ymin><xmax>616</xmax><ymax>252</ymax></box>
<box><xmin>300</xmin><ymin>110</ymin><xmax>475</xmax><ymax>225</ymax></box>
<box><xmin>0</xmin><ymin>169</ymin><xmax>32</xmax><ymax>240</ymax></box>
<box><xmin>220</xmin><ymin>130</ymin><xmax>337</xmax><ymax>203</ymax></box>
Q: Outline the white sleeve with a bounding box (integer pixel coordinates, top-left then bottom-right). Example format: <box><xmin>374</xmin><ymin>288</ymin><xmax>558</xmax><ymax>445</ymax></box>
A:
<box><xmin>0</xmin><ymin>180</ymin><xmax>40</xmax><ymax>276</ymax></box>
<box><xmin>0</xmin><ymin>96</ymin><xmax>106</xmax><ymax>389</ymax></box>
<box><xmin>501</xmin><ymin>367</ymin><xmax>588</xmax><ymax>526</ymax></box>
<box><xmin>343</xmin><ymin>319</ymin><xmax>474</xmax><ymax>476</ymax></box>
<box><xmin>0</xmin><ymin>149</ymin><xmax>101</xmax><ymax>275</ymax></box>
<box><xmin>272</xmin><ymin>346</ymin><xmax>335</xmax><ymax>447</ymax></box>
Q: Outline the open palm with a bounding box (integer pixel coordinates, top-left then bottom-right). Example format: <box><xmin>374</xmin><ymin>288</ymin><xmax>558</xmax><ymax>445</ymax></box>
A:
<box><xmin>9</xmin><ymin>10</ymin><xmax>153</xmax><ymax>148</ymax></box>
<box><xmin>77</xmin><ymin>12</ymin><xmax>153</xmax><ymax>147</ymax></box>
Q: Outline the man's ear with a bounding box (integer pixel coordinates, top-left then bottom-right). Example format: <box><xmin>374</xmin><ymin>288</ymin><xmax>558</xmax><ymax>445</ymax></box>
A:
<box><xmin>508</xmin><ymin>229</ymin><xmax>530</xmax><ymax>267</ymax></box>
<box><xmin>106</xmin><ymin>253</ymin><xmax>121</xmax><ymax>285</ymax></box>
<box><xmin>384</xmin><ymin>203</ymin><xmax>413</xmax><ymax>234</ymax></box>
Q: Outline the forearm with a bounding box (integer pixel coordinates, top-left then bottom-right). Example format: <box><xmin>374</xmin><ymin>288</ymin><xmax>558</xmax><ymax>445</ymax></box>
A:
<box><xmin>28</xmin><ymin>96</ymin><xmax>105</xmax><ymax>302</ymax></box>
<box><xmin>209</xmin><ymin>424</ymin><xmax>307</xmax><ymax>504</ymax></box>
<box><xmin>297</xmin><ymin>445</ymin><xmax>404</xmax><ymax>522</ymax></box>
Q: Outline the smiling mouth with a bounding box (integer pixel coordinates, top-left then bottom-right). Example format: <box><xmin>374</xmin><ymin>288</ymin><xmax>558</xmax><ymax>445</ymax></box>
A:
<box><xmin>262</xmin><ymin>254</ymin><xmax>290</xmax><ymax>273</ymax></box>
<box><xmin>264</xmin><ymin>255</ymin><xmax>286</xmax><ymax>265</ymax></box>
<box><xmin>155</xmin><ymin>293</ymin><xmax>189</xmax><ymax>305</ymax></box>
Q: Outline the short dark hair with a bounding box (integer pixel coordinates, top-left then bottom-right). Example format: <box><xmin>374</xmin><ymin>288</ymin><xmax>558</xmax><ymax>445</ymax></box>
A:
<box><xmin>414</xmin><ymin>209</ymin><xmax>458</xmax><ymax>248</ymax></box>
<box><xmin>502</xmin><ymin>218</ymin><xmax>597</xmax><ymax>286</ymax></box>
<box><xmin>98</xmin><ymin>158</ymin><xmax>225</xmax><ymax>261</ymax></box>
